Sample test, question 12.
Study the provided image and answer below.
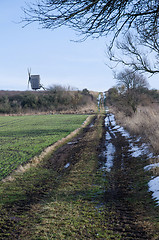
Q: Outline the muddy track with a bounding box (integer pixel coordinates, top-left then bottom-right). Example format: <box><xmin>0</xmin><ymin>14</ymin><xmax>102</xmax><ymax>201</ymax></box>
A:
<box><xmin>99</xmin><ymin>112</ymin><xmax>156</xmax><ymax>239</ymax></box>
<box><xmin>44</xmin><ymin>116</ymin><xmax>97</xmax><ymax>173</ymax></box>
<box><xmin>48</xmin><ymin>111</ymin><xmax>157</xmax><ymax>239</ymax></box>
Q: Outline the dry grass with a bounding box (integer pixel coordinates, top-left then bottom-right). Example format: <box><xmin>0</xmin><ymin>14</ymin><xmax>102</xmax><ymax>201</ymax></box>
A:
<box><xmin>0</xmin><ymin>102</ymin><xmax>97</xmax><ymax>116</ymax></box>
<box><xmin>110</xmin><ymin>104</ymin><xmax>159</xmax><ymax>194</ymax></box>
<box><xmin>55</xmin><ymin>101</ymin><xmax>98</xmax><ymax>114</ymax></box>
<box><xmin>110</xmin><ymin>104</ymin><xmax>159</xmax><ymax>154</ymax></box>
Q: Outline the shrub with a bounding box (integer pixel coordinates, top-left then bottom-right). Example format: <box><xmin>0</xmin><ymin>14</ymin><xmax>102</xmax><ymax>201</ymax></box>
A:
<box><xmin>0</xmin><ymin>87</ymin><xmax>96</xmax><ymax>114</ymax></box>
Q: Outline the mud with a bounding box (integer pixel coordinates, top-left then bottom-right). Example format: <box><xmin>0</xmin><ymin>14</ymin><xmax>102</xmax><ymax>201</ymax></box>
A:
<box><xmin>44</xmin><ymin>116</ymin><xmax>97</xmax><ymax>174</ymax></box>
<box><xmin>98</xmin><ymin>111</ymin><xmax>158</xmax><ymax>239</ymax></box>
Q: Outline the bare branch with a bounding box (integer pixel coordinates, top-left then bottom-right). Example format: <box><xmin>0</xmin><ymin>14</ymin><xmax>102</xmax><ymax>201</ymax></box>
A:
<box><xmin>22</xmin><ymin>0</ymin><xmax>159</xmax><ymax>42</ymax></box>
<box><xmin>107</xmin><ymin>31</ymin><xmax>159</xmax><ymax>75</ymax></box>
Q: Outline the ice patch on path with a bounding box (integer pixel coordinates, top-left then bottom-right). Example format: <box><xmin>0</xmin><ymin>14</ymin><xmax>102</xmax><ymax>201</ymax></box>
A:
<box><xmin>106</xmin><ymin>132</ymin><xmax>111</xmax><ymax>140</ymax></box>
<box><xmin>116</xmin><ymin>126</ymin><xmax>130</xmax><ymax>138</ymax></box>
<box><xmin>105</xmin><ymin>117</ymin><xmax>109</xmax><ymax>126</ymax></box>
<box><xmin>112</xmin><ymin>125</ymin><xmax>120</xmax><ymax>130</ymax></box>
<box><xmin>136</xmin><ymin>137</ymin><xmax>142</xmax><ymax>142</ymax></box>
<box><xmin>105</xmin><ymin>107</ymin><xmax>109</xmax><ymax>113</ymax></box>
<box><xmin>105</xmin><ymin>143</ymin><xmax>115</xmax><ymax>172</ymax></box>
<box><xmin>108</xmin><ymin>115</ymin><xmax>130</xmax><ymax>138</ymax></box>
<box><xmin>64</xmin><ymin>163</ymin><xmax>70</xmax><ymax>168</ymax></box>
<box><xmin>109</xmin><ymin>114</ymin><xmax>116</xmax><ymax>127</ymax></box>
<box><xmin>148</xmin><ymin>176</ymin><xmax>159</xmax><ymax>205</ymax></box>
<box><xmin>129</xmin><ymin>143</ymin><xmax>151</xmax><ymax>158</ymax></box>
<box><xmin>67</xmin><ymin>141</ymin><xmax>78</xmax><ymax>145</ymax></box>
<box><xmin>144</xmin><ymin>162</ymin><xmax>159</xmax><ymax>171</ymax></box>
<box><xmin>108</xmin><ymin>128</ymin><xmax>116</xmax><ymax>138</ymax></box>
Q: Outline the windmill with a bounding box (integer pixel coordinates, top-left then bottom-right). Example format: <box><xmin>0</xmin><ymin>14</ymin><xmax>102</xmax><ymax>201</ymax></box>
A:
<box><xmin>27</xmin><ymin>68</ymin><xmax>45</xmax><ymax>90</ymax></box>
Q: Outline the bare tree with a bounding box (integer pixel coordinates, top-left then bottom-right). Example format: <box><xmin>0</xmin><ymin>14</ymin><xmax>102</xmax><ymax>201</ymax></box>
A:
<box><xmin>115</xmin><ymin>68</ymin><xmax>149</xmax><ymax>112</ymax></box>
<box><xmin>115</xmin><ymin>68</ymin><xmax>149</xmax><ymax>92</ymax></box>
<box><xmin>108</xmin><ymin>31</ymin><xmax>159</xmax><ymax>75</ymax></box>
<box><xmin>22</xmin><ymin>1</ymin><xmax>159</xmax><ymax>42</ymax></box>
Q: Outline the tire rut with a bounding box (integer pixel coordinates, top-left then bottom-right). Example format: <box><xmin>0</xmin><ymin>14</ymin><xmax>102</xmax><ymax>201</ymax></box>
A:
<box><xmin>100</xmin><ymin>112</ymin><xmax>154</xmax><ymax>239</ymax></box>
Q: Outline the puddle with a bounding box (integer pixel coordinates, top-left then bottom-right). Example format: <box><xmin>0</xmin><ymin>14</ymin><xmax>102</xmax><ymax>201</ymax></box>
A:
<box><xmin>100</xmin><ymin>114</ymin><xmax>116</xmax><ymax>172</ymax></box>
<box><xmin>67</xmin><ymin>141</ymin><xmax>78</xmax><ymax>145</ymax></box>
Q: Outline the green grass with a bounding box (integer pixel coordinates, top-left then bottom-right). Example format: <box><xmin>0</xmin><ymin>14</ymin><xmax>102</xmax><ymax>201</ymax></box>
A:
<box><xmin>0</xmin><ymin>114</ymin><xmax>121</xmax><ymax>239</ymax></box>
<box><xmin>0</xmin><ymin>114</ymin><xmax>88</xmax><ymax>180</ymax></box>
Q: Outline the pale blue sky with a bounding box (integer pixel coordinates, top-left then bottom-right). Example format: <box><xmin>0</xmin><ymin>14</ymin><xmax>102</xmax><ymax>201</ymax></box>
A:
<box><xmin>0</xmin><ymin>0</ymin><xmax>158</xmax><ymax>91</ymax></box>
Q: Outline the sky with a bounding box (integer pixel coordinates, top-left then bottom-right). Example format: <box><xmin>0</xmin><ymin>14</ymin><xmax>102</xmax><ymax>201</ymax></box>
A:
<box><xmin>0</xmin><ymin>1</ymin><xmax>159</xmax><ymax>92</ymax></box>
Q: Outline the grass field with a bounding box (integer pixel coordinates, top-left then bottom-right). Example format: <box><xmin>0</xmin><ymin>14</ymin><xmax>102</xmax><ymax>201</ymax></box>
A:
<box><xmin>0</xmin><ymin>114</ymin><xmax>88</xmax><ymax>180</ymax></box>
<box><xmin>0</xmin><ymin>114</ymin><xmax>120</xmax><ymax>239</ymax></box>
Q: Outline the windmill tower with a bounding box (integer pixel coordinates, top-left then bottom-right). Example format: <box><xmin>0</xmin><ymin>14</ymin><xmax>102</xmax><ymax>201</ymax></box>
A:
<box><xmin>27</xmin><ymin>68</ymin><xmax>45</xmax><ymax>90</ymax></box>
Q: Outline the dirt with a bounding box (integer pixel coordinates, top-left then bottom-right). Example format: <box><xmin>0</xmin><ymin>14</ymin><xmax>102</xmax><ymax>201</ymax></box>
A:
<box><xmin>43</xmin><ymin>116</ymin><xmax>97</xmax><ymax>172</ymax></box>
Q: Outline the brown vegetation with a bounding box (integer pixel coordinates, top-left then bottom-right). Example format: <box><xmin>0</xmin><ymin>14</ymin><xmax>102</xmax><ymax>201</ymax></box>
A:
<box><xmin>107</xmin><ymin>86</ymin><xmax>159</xmax><ymax>156</ymax></box>
<box><xmin>110</xmin><ymin>104</ymin><xmax>159</xmax><ymax>154</ymax></box>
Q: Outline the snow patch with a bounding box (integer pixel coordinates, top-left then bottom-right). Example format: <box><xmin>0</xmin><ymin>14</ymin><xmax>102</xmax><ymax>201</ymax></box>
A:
<box><xmin>106</xmin><ymin>132</ymin><xmax>111</xmax><ymax>140</ymax></box>
<box><xmin>112</xmin><ymin>125</ymin><xmax>121</xmax><ymax>130</ymax></box>
<box><xmin>105</xmin><ymin>117</ymin><xmax>109</xmax><ymax>126</ymax></box>
<box><xmin>89</xmin><ymin>123</ymin><xmax>94</xmax><ymax>128</ymax></box>
<box><xmin>144</xmin><ymin>163</ymin><xmax>159</xmax><ymax>171</ymax></box>
<box><xmin>97</xmin><ymin>94</ymin><xmax>101</xmax><ymax>108</ymax></box>
<box><xmin>104</xmin><ymin>105</ymin><xmax>159</xmax><ymax>206</ymax></box>
<box><xmin>136</xmin><ymin>137</ymin><xmax>142</xmax><ymax>142</ymax></box>
<box><xmin>108</xmin><ymin>128</ymin><xmax>116</xmax><ymax>138</ymax></box>
<box><xmin>64</xmin><ymin>163</ymin><xmax>70</xmax><ymax>168</ymax></box>
<box><xmin>148</xmin><ymin>176</ymin><xmax>159</xmax><ymax>205</ymax></box>
<box><xmin>104</xmin><ymin>143</ymin><xmax>115</xmax><ymax>172</ymax></box>
<box><xmin>67</xmin><ymin>141</ymin><xmax>78</xmax><ymax>145</ymax></box>
<box><xmin>105</xmin><ymin>107</ymin><xmax>109</xmax><ymax>113</ymax></box>
<box><xmin>129</xmin><ymin>143</ymin><xmax>150</xmax><ymax>158</ymax></box>
<box><xmin>117</xmin><ymin>126</ymin><xmax>130</xmax><ymax>138</ymax></box>
<box><xmin>109</xmin><ymin>114</ymin><xmax>116</xmax><ymax>127</ymax></box>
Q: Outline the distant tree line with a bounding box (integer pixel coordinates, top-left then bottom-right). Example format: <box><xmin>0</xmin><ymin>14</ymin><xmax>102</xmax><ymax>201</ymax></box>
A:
<box><xmin>0</xmin><ymin>86</ymin><xmax>95</xmax><ymax>114</ymax></box>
